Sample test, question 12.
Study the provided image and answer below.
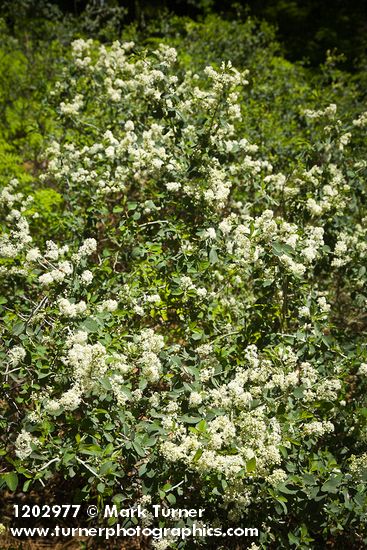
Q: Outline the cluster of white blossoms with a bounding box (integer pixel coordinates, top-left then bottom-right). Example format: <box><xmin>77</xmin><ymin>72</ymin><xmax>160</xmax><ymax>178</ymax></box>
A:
<box><xmin>304</xmin><ymin>164</ymin><xmax>349</xmax><ymax>217</ymax></box>
<box><xmin>358</xmin><ymin>363</ymin><xmax>367</xmax><ymax>376</ymax></box>
<box><xmin>44</xmin><ymin>329</ymin><xmax>133</xmax><ymax>412</ymax></box>
<box><xmin>41</xmin><ymin>324</ymin><xmax>167</xmax><ymax>414</ymax></box>
<box><xmin>59</xmin><ymin>93</ymin><xmax>84</xmax><ymax>116</ymax></box>
<box><xmin>266</xmin><ymin>468</ymin><xmax>288</xmax><ymax>487</ymax></box>
<box><xmin>0</xmin><ymin>180</ymin><xmax>33</xmax><ymax>262</ymax></box>
<box><xmin>44</xmin><ymin>333</ymin><xmax>107</xmax><ymax>412</ymax></box>
<box><xmin>97</xmin><ymin>299</ymin><xmax>118</xmax><ymax>312</ymax></box>
<box><xmin>0</xmin><ymin>188</ymin><xmax>98</xmax><ymax>290</ymax></box>
<box><xmin>134</xmin><ymin>328</ymin><xmax>165</xmax><ymax>382</ymax></box>
<box><xmin>158</xmin><ymin>342</ymin><xmax>342</xmax><ymax>512</ymax></box>
<box><xmin>58</xmin><ymin>298</ymin><xmax>87</xmax><ymax>318</ymax></box>
<box><xmin>331</xmin><ymin>224</ymin><xmax>367</xmax><ymax>269</ymax></box>
<box><xmin>353</xmin><ymin>111</ymin><xmax>367</xmax><ymax>128</ymax></box>
<box><xmin>44</xmin><ymin>39</ymin><xmax>268</xmax><ymax>212</ymax></box>
<box><xmin>8</xmin><ymin>346</ymin><xmax>26</xmax><ymax>367</ymax></box>
<box><xmin>15</xmin><ymin>430</ymin><xmax>37</xmax><ymax>460</ymax></box>
<box><xmin>160</xmin><ymin>404</ymin><xmax>283</xmax><ymax>489</ymax></box>
<box><xmin>349</xmin><ymin>452</ymin><xmax>367</xmax><ymax>481</ymax></box>
<box><xmin>298</xmin><ymin>361</ymin><xmax>341</xmax><ymax>402</ymax></box>
<box><xmin>213</xmin><ymin>208</ymin><xmax>327</xmax><ymax>283</ymax></box>
<box><xmin>302</xmin><ymin>421</ymin><xmax>335</xmax><ymax>437</ymax></box>
<box><xmin>176</xmin><ymin>275</ymin><xmax>207</xmax><ymax>299</ymax></box>
<box><xmin>303</xmin><ymin>103</ymin><xmax>337</xmax><ymax>120</ymax></box>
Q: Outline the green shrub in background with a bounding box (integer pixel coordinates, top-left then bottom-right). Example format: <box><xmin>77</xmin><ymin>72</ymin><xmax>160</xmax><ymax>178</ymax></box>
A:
<box><xmin>1</xmin><ymin>7</ymin><xmax>367</xmax><ymax>550</ymax></box>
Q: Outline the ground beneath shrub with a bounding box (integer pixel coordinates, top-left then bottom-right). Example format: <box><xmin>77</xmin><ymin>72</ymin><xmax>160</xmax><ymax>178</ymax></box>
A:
<box><xmin>0</xmin><ymin>535</ymin><xmax>146</xmax><ymax>549</ymax></box>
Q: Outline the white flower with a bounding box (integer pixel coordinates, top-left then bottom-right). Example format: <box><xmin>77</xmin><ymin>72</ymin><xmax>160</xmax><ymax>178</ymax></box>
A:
<box><xmin>105</xmin><ymin>146</ymin><xmax>115</xmax><ymax>159</ymax></box>
<box><xmin>303</xmin><ymin>246</ymin><xmax>317</xmax><ymax>263</ymax></box>
<box><xmin>353</xmin><ymin>111</ymin><xmax>367</xmax><ymax>128</ymax></box>
<box><xmin>189</xmin><ymin>392</ymin><xmax>203</xmax><ymax>407</ymax></box>
<box><xmin>66</xmin><ymin>331</ymin><xmax>88</xmax><ymax>347</ymax></box>
<box><xmin>145</xmin><ymin>294</ymin><xmax>161</xmax><ymax>304</ymax></box>
<box><xmin>58</xmin><ymin>298</ymin><xmax>87</xmax><ymax>318</ymax></box>
<box><xmin>165</xmin><ymin>181</ymin><xmax>181</xmax><ymax>191</ymax></box>
<box><xmin>60</xmin><ymin>94</ymin><xmax>83</xmax><ymax>116</ymax></box>
<box><xmin>317</xmin><ymin>296</ymin><xmax>331</xmax><ymax>313</ymax></box>
<box><xmin>279</xmin><ymin>254</ymin><xmax>306</xmax><ymax>277</ymax></box>
<box><xmin>15</xmin><ymin>430</ymin><xmax>37</xmax><ymax>460</ymax></box>
<box><xmin>73</xmin><ymin>238</ymin><xmax>97</xmax><ymax>261</ymax></box>
<box><xmin>196</xmin><ymin>287</ymin><xmax>207</xmax><ymax>298</ymax></box>
<box><xmin>8</xmin><ymin>346</ymin><xmax>26</xmax><ymax>366</ymax></box>
<box><xmin>202</xmin><ymin>227</ymin><xmax>217</xmax><ymax>240</ymax></box>
<box><xmin>298</xmin><ymin>306</ymin><xmax>310</xmax><ymax>317</ymax></box>
<box><xmin>44</xmin><ymin>399</ymin><xmax>61</xmax><ymax>413</ymax></box>
<box><xmin>58</xmin><ymin>385</ymin><xmax>83</xmax><ymax>410</ymax></box>
<box><xmin>133</xmin><ymin>305</ymin><xmax>145</xmax><ymax>316</ymax></box>
<box><xmin>80</xmin><ymin>270</ymin><xmax>93</xmax><ymax>285</ymax></box>
<box><xmin>303</xmin><ymin>421</ymin><xmax>334</xmax><ymax>437</ymax></box>
<box><xmin>58</xmin><ymin>261</ymin><xmax>73</xmax><ymax>275</ymax></box>
<box><xmin>125</xmin><ymin>120</ymin><xmax>135</xmax><ymax>131</ymax></box>
<box><xmin>267</xmin><ymin>468</ymin><xmax>287</xmax><ymax>486</ymax></box>
<box><xmin>307</xmin><ymin>198</ymin><xmax>323</xmax><ymax>216</ymax></box>
<box><xmin>349</xmin><ymin>452</ymin><xmax>367</xmax><ymax>480</ymax></box>
<box><xmin>219</xmin><ymin>218</ymin><xmax>232</xmax><ymax>234</ymax></box>
<box><xmin>358</xmin><ymin>363</ymin><xmax>367</xmax><ymax>375</ymax></box>
<box><xmin>98</xmin><ymin>299</ymin><xmax>118</xmax><ymax>312</ymax></box>
<box><xmin>26</xmin><ymin>248</ymin><xmax>41</xmax><ymax>262</ymax></box>
<box><xmin>39</xmin><ymin>271</ymin><xmax>60</xmax><ymax>285</ymax></box>
<box><xmin>139</xmin><ymin>351</ymin><xmax>162</xmax><ymax>382</ymax></box>
<box><xmin>339</xmin><ymin>132</ymin><xmax>351</xmax><ymax>148</ymax></box>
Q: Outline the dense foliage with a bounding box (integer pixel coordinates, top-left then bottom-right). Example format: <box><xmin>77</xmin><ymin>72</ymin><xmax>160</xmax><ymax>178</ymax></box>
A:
<box><xmin>1</xmin><ymin>4</ymin><xmax>367</xmax><ymax>549</ymax></box>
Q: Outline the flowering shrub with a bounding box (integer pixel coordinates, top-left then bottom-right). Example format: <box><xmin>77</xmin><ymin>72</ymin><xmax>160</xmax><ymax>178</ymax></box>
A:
<box><xmin>1</xmin><ymin>33</ymin><xmax>367</xmax><ymax>549</ymax></box>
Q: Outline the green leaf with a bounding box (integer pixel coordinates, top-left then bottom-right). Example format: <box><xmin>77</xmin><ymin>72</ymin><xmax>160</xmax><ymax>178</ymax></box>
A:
<box><xmin>180</xmin><ymin>415</ymin><xmax>202</xmax><ymax>424</ymax></box>
<box><xmin>209</xmin><ymin>247</ymin><xmax>218</xmax><ymax>264</ymax></box>
<box><xmin>288</xmin><ymin>532</ymin><xmax>299</xmax><ymax>545</ymax></box>
<box><xmin>13</xmin><ymin>322</ymin><xmax>25</xmax><ymax>336</ymax></box>
<box><xmin>166</xmin><ymin>492</ymin><xmax>176</xmax><ymax>505</ymax></box>
<box><xmin>80</xmin><ymin>317</ymin><xmax>99</xmax><ymax>333</ymax></box>
<box><xmin>246</xmin><ymin>457</ymin><xmax>256</xmax><ymax>473</ymax></box>
<box><xmin>4</xmin><ymin>472</ymin><xmax>18</xmax><ymax>491</ymax></box>
<box><xmin>321</xmin><ymin>475</ymin><xmax>342</xmax><ymax>494</ymax></box>
<box><xmin>23</xmin><ymin>479</ymin><xmax>32</xmax><ymax>491</ymax></box>
<box><xmin>272</xmin><ymin>242</ymin><xmax>294</xmax><ymax>257</ymax></box>
<box><xmin>97</xmin><ymin>482</ymin><xmax>105</xmax><ymax>493</ymax></box>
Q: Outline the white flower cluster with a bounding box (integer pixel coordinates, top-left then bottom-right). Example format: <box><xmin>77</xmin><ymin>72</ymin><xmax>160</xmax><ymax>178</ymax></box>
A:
<box><xmin>302</xmin><ymin>421</ymin><xmax>334</xmax><ymax>437</ymax></box>
<box><xmin>331</xmin><ymin>226</ymin><xmax>367</xmax><ymax>268</ymax></box>
<box><xmin>0</xmin><ymin>181</ymin><xmax>33</xmax><ymax>259</ymax></box>
<box><xmin>266</xmin><ymin>468</ymin><xmax>288</xmax><ymax>487</ymax></box>
<box><xmin>14</xmin><ymin>228</ymin><xmax>98</xmax><ymax>289</ymax></box>
<box><xmin>58</xmin><ymin>298</ymin><xmax>87</xmax><ymax>318</ymax></box>
<box><xmin>159</xmin><ymin>340</ymin><xmax>342</xmax><ymax>511</ymax></box>
<box><xmin>46</xmin><ymin>40</ymin><xmax>261</xmax><ymax>211</ymax></box>
<box><xmin>136</xmin><ymin>328</ymin><xmax>165</xmax><ymax>382</ymax></box>
<box><xmin>221</xmin><ymin>210</ymin><xmax>326</xmax><ymax>280</ymax></box>
<box><xmin>8</xmin><ymin>346</ymin><xmax>26</xmax><ymax>366</ymax></box>
<box><xmin>15</xmin><ymin>430</ymin><xmax>37</xmax><ymax>460</ymax></box>
<box><xmin>45</xmin><ymin>330</ymin><xmax>129</xmax><ymax>412</ymax></box>
<box><xmin>59</xmin><ymin>94</ymin><xmax>84</xmax><ymax>116</ymax></box>
<box><xmin>306</xmin><ymin>164</ymin><xmax>348</xmax><ymax>217</ymax></box>
<box><xmin>97</xmin><ymin>299</ymin><xmax>118</xmax><ymax>312</ymax></box>
<box><xmin>177</xmin><ymin>275</ymin><xmax>207</xmax><ymax>299</ymax></box>
<box><xmin>349</xmin><ymin>452</ymin><xmax>367</xmax><ymax>481</ymax></box>
<box><xmin>353</xmin><ymin>111</ymin><xmax>367</xmax><ymax>128</ymax></box>
<box><xmin>358</xmin><ymin>363</ymin><xmax>367</xmax><ymax>375</ymax></box>
<box><xmin>303</xmin><ymin>103</ymin><xmax>337</xmax><ymax>119</ymax></box>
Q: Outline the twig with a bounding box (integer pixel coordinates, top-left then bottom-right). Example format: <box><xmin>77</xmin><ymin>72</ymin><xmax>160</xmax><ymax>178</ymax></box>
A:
<box><xmin>76</xmin><ymin>456</ymin><xmax>104</xmax><ymax>481</ymax></box>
